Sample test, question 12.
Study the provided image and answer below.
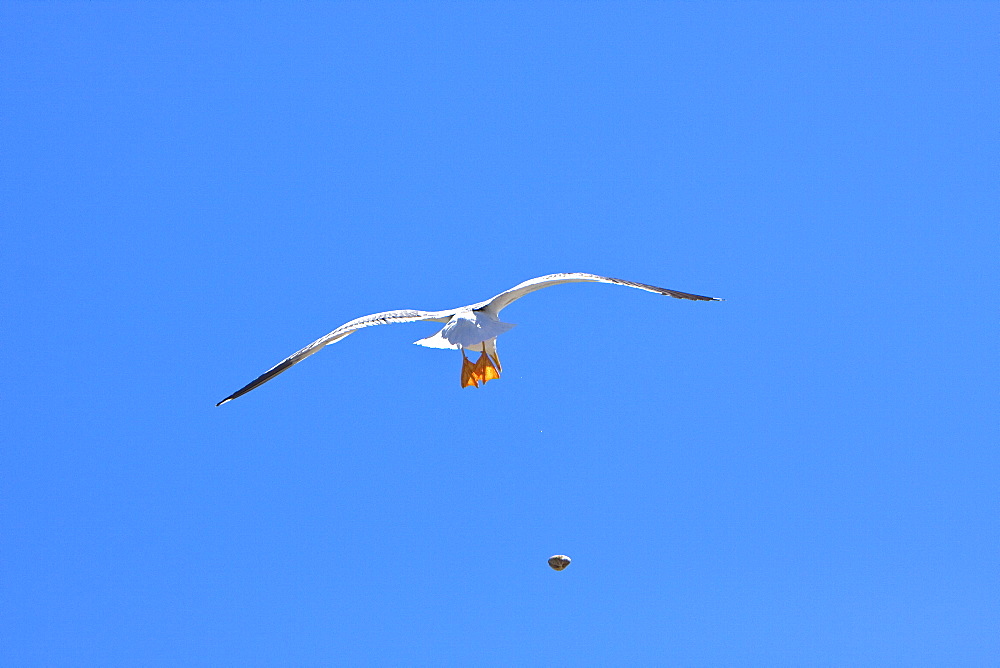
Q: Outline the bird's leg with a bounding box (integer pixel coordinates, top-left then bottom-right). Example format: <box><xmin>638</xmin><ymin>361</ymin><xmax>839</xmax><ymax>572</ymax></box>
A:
<box><xmin>485</xmin><ymin>340</ymin><xmax>502</xmax><ymax>373</ymax></box>
<box><xmin>471</xmin><ymin>343</ymin><xmax>501</xmax><ymax>385</ymax></box>
<box><xmin>461</xmin><ymin>349</ymin><xmax>479</xmax><ymax>388</ymax></box>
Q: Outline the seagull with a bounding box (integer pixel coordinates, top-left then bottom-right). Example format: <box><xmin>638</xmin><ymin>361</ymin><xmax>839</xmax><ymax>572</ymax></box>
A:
<box><xmin>216</xmin><ymin>272</ymin><xmax>722</xmax><ymax>406</ymax></box>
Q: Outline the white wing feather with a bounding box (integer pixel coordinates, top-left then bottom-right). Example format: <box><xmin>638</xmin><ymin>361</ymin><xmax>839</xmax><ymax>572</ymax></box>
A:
<box><xmin>216</xmin><ymin>308</ymin><xmax>454</xmax><ymax>405</ymax></box>
<box><xmin>476</xmin><ymin>272</ymin><xmax>722</xmax><ymax>314</ymax></box>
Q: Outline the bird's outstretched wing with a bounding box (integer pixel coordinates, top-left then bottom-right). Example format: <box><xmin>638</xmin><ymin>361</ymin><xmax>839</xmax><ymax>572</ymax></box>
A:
<box><xmin>216</xmin><ymin>308</ymin><xmax>453</xmax><ymax>406</ymax></box>
<box><xmin>477</xmin><ymin>273</ymin><xmax>723</xmax><ymax>314</ymax></box>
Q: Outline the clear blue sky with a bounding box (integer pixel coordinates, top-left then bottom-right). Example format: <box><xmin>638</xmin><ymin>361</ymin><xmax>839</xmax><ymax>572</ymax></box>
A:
<box><xmin>2</xmin><ymin>2</ymin><xmax>996</xmax><ymax>665</ymax></box>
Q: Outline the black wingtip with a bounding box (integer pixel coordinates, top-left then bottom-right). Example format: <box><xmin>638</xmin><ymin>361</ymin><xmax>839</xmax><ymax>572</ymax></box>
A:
<box><xmin>663</xmin><ymin>289</ymin><xmax>724</xmax><ymax>302</ymax></box>
<box><xmin>214</xmin><ymin>358</ymin><xmax>297</xmax><ymax>407</ymax></box>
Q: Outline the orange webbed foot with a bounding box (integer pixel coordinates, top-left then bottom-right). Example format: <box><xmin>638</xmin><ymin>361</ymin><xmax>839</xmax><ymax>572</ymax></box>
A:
<box><xmin>472</xmin><ymin>351</ymin><xmax>501</xmax><ymax>385</ymax></box>
<box><xmin>461</xmin><ymin>352</ymin><xmax>479</xmax><ymax>388</ymax></box>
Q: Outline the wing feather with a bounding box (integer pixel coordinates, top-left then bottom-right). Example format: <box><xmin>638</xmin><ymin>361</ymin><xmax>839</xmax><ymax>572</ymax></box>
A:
<box><xmin>478</xmin><ymin>272</ymin><xmax>723</xmax><ymax>314</ymax></box>
<box><xmin>216</xmin><ymin>308</ymin><xmax>454</xmax><ymax>406</ymax></box>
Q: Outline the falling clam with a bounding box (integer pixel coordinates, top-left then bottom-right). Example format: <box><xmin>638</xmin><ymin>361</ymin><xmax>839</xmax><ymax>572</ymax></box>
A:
<box><xmin>548</xmin><ymin>555</ymin><xmax>571</xmax><ymax>571</ymax></box>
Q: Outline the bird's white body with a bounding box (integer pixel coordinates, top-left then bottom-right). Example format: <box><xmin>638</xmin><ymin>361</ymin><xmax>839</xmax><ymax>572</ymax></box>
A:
<box><xmin>217</xmin><ymin>272</ymin><xmax>722</xmax><ymax>405</ymax></box>
<box><xmin>413</xmin><ymin>310</ymin><xmax>516</xmax><ymax>351</ymax></box>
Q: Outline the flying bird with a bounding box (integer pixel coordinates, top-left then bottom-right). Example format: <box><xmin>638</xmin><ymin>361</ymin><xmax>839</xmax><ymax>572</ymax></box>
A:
<box><xmin>216</xmin><ymin>273</ymin><xmax>722</xmax><ymax>406</ymax></box>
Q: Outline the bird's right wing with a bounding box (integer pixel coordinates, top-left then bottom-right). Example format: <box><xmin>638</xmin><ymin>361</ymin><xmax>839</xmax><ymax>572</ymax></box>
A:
<box><xmin>479</xmin><ymin>272</ymin><xmax>723</xmax><ymax>314</ymax></box>
<box><xmin>216</xmin><ymin>308</ymin><xmax>454</xmax><ymax>406</ymax></box>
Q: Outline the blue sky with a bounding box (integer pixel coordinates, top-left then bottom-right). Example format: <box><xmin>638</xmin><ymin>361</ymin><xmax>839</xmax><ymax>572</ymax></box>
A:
<box><xmin>2</xmin><ymin>2</ymin><xmax>997</xmax><ymax>665</ymax></box>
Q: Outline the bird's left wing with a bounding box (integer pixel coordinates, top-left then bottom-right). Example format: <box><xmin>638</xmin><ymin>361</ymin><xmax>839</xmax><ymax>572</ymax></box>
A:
<box><xmin>216</xmin><ymin>308</ymin><xmax>454</xmax><ymax>406</ymax></box>
<box><xmin>477</xmin><ymin>272</ymin><xmax>723</xmax><ymax>314</ymax></box>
